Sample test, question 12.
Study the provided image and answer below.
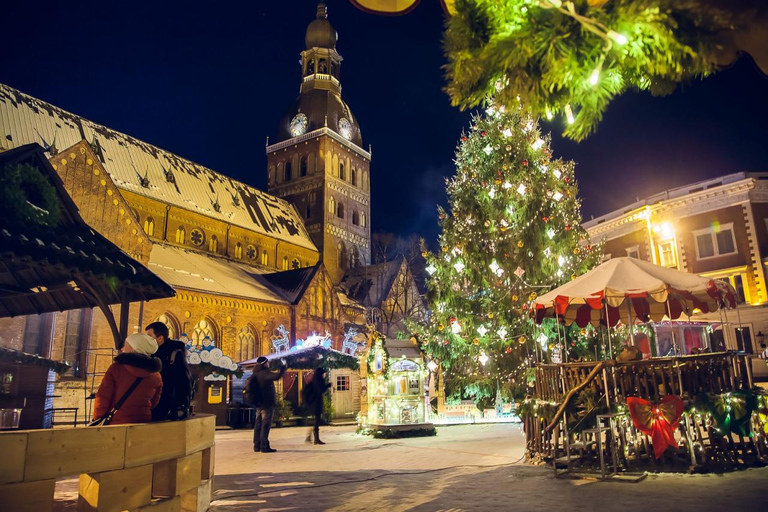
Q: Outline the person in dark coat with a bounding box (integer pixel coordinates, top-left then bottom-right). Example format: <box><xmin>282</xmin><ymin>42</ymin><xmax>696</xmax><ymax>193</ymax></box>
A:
<box><xmin>93</xmin><ymin>333</ymin><xmax>163</xmax><ymax>425</ymax></box>
<box><xmin>303</xmin><ymin>367</ymin><xmax>331</xmax><ymax>445</ymax></box>
<box><xmin>145</xmin><ymin>321</ymin><xmax>193</xmax><ymax>422</ymax></box>
<box><xmin>252</xmin><ymin>356</ymin><xmax>287</xmax><ymax>453</ymax></box>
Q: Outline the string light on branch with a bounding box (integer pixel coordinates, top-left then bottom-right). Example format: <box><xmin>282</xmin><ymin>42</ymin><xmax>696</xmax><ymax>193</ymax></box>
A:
<box><xmin>607</xmin><ymin>30</ymin><xmax>628</xmax><ymax>45</ymax></box>
<box><xmin>565</xmin><ymin>104</ymin><xmax>575</xmax><ymax>125</ymax></box>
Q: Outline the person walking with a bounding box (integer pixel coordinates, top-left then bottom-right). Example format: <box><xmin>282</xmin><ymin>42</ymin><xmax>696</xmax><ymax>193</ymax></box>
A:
<box><xmin>92</xmin><ymin>333</ymin><xmax>163</xmax><ymax>425</ymax></box>
<box><xmin>250</xmin><ymin>356</ymin><xmax>287</xmax><ymax>453</ymax></box>
<box><xmin>145</xmin><ymin>321</ymin><xmax>193</xmax><ymax>422</ymax></box>
<box><xmin>303</xmin><ymin>367</ymin><xmax>331</xmax><ymax>445</ymax></box>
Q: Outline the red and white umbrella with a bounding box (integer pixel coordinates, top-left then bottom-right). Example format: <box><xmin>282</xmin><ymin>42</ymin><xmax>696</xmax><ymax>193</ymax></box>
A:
<box><xmin>533</xmin><ymin>257</ymin><xmax>737</xmax><ymax>328</ymax></box>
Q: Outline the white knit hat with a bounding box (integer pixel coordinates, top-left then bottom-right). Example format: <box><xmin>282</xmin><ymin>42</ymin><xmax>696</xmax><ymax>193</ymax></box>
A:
<box><xmin>125</xmin><ymin>333</ymin><xmax>158</xmax><ymax>356</ymax></box>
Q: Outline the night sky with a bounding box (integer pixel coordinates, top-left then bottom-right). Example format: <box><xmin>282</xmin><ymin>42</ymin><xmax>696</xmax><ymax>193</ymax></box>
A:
<box><xmin>3</xmin><ymin>0</ymin><xmax>767</xmax><ymax>245</ymax></box>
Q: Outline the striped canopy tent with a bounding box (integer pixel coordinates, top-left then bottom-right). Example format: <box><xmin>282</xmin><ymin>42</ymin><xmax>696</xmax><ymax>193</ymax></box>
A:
<box><xmin>533</xmin><ymin>257</ymin><xmax>737</xmax><ymax>328</ymax></box>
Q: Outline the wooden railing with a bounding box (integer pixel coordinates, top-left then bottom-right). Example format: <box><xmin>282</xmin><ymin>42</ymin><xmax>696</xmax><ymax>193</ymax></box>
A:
<box><xmin>525</xmin><ymin>353</ymin><xmax>765</xmax><ymax>470</ymax></box>
<box><xmin>534</xmin><ymin>352</ymin><xmax>752</xmax><ymax>404</ymax></box>
<box><xmin>1</xmin><ymin>414</ymin><xmax>215</xmax><ymax>512</ymax></box>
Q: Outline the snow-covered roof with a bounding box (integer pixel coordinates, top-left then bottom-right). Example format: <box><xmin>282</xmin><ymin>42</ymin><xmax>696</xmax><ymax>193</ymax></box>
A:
<box><xmin>148</xmin><ymin>244</ymin><xmax>287</xmax><ymax>303</ymax></box>
<box><xmin>0</xmin><ymin>84</ymin><xmax>316</xmax><ymax>251</ymax></box>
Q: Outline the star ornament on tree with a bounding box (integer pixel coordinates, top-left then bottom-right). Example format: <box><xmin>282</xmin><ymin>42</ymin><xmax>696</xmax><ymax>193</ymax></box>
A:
<box><xmin>627</xmin><ymin>395</ymin><xmax>685</xmax><ymax>459</ymax></box>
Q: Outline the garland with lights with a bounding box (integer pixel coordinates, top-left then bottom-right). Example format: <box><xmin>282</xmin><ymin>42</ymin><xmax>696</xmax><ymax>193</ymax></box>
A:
<box><xmin>444</xmin><ymin>0</ymin><xmax>751</xmax><ymax>141</ymax></box>
<box><xmin>413</xmin><ymin>101</ymin><xmax>601</xmax><ymax>407</ymax></box>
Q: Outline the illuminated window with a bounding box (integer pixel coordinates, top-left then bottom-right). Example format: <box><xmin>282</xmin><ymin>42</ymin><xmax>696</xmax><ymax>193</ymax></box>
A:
<box><xmin>658</xmin><ymin>241</ymin><xmax>677</xmax><ymax>268</ymax></box>
<box><xmin>175</xmin><ymin>226</ymin><xmax>185</xmax><ymax>244</ymax></box>
<box><xmin>282</xmin><ymin>256</ymin><xmax>289</xmax><ymax>270</ymax></box>
<box><xmin>143</xmin><ymin>217</ymin><xmax>155</xmax><ymax>237</ymax></box>
<box><xmin>209</xmin><ymin>235</ymin><xmax>218</xmax><ymax>253</ymax></box>
<box><xmin>693</xmin><ymin>224</ymin><xmax>737</xmax><ymax>260</ymax></box>
<box><xmin>191</xmin><ymin>318</ymin><xmax>217</xmax><ymax>347</ymax></box>
<box><xmin>328</xmin><ymin>196</ymin><xmax>335</xmax><ymax>214</ymax></box>
<box><xmin>360</xmin><ymin>212</ymin><xmax>366</xmax><ymax>228</ymax></box>
<box><xmin>234</xmin><ymin>243</ymin><xmax>243</xmax><ymax>259</ymax></box>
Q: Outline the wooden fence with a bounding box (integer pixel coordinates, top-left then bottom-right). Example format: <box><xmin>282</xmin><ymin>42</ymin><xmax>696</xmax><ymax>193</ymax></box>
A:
<box><xmin>0</xmin><ymin>414</ymin><xmax>215</xmax><ymax>512</ymax></box>
<box><xmin>525</xmin><ymin>353</ymin><xmax>767</xmax><ymax>471</ymax></box>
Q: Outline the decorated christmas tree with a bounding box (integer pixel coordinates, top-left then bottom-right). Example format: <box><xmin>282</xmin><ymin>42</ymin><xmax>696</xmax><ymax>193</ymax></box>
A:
<box><xmin>413</xmin><ymin>102</ymin><xmax>601</xmax><ymax>405</ymax></box>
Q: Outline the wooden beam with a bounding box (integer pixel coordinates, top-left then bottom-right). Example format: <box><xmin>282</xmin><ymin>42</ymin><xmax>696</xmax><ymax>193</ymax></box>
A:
<box><xmin>119</xmin><ymin>299</ymin><xmax>130</xmax><ymax>343</ymax></box>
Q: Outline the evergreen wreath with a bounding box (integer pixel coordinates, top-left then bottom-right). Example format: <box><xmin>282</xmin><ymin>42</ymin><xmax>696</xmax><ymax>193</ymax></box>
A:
<box><xmin>0</xmin><ymin>163</ymin><xmax>61</xmax><ymax>227</ymax></box>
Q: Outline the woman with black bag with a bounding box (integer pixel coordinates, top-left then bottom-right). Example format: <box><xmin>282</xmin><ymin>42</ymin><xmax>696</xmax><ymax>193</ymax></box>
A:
<box><xmin>91</xmin><ymin>333</ymin><xmax>163</xmax><ymax>426</ymax></box>
<box><xmin>303</xmin><ymin>367</ymin><xmax>331</xmax><ymax>445</ymax></box>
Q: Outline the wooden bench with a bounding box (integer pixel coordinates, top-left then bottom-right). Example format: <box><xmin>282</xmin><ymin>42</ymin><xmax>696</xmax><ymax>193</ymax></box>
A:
<box><xmin>0</xmin><ymin>414</ymin><xmax>215</xmax><ymax>512</ymax></box>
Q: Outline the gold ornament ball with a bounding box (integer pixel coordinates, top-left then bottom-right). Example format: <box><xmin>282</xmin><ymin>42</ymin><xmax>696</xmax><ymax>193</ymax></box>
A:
<box><xmin>512</xmin><ymin>295</ymin><xmax>519</xmax><ymax>302</ymax></box>
<box><xmin>422</xmin><ymin>251</ymin><xmax>428</xmax><ymax>258</ymax></box>
<box><xmin>472</xmin><ymin>338</ymin><xmax>480</xmax><ymax>345</ymax></box>
<box><xmin>500</xmin><ymin>226</ymin><xmax>507</xmax><ymax>232</ymax></box>
<box><xmin>579</xmin><ymin>328</ymin><xmax>586</xmax><ymax>336</ymax></box>
<box><xmin>495</xmin><ymin>178</ymin><xmax>502</xmax><ymax>185</ymax></box>
<box><xmin>517</xmin><ymin>241</ymin><xmax>524</xmax><ymax>248</ymax></box>
<box><xmin>529</xmin><ymin>292</ymin><xmax>537</xmax><ymax>300</ymax></box>
<box><xmin>573</xmin><ymin>248</ymin><xmax>581</xmax><ymax>255</ymax></box>
<box><xmin>438</xmin><ymin>324</ymin><xmax>445</xmax><ymax>331</ymax></box>
<box><xmin>518</xmin><ymin>336</ymin><xmax>526</xmax><ymax>344</ymax></box>
<box><xmin>488</xmin><ymin>312</ymin><xmax>494</xmax><ymax>319</ymax></box>
<box><xmin>484</xmin><ymin>220</ymin><xmax>491</xmax><ymax>227</ymax></box>
<box><xmin>442</xmin><ymin>246</ymin><xmax>449</xmax><ymax>253</ymax></box>
<box><xmin>571</xmin><ymin>274</ymin><xmax>577</xmax><ymax>280</ymax></box>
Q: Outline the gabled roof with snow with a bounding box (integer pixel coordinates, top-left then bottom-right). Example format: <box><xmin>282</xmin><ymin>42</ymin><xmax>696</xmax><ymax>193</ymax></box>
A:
<box><xmin>0</xmin><ymin>84</ymin><xmax>316</xmax><ymax>251</ymax></box>
<box><xmin>148</xmin><ymin>244</ymin><xmax>287</xmax><ymax>304</ymax></box>
<box><xmin>339</xmin><ymin>259</ymin><xmax>404</xmax><ymax>306</ymax></box>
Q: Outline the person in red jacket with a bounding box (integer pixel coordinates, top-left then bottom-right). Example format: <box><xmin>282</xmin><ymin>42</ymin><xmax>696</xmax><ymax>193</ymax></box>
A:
<box><xmin>93</xmin><ymin>333</ymin><xmax>163</xmax><ymax>425</ymax></box>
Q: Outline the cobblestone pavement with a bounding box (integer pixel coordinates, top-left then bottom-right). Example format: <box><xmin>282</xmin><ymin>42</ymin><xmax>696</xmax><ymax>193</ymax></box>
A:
<box><xmin>212</xmin><ymin>423</ymin><xmax>765</xmax><ymax>511</ymax></box>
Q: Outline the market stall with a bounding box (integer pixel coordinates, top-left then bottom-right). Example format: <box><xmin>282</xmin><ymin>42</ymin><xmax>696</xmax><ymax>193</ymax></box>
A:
<box><xmin>523</xmin><ymin>257</ymin><xmax>766</xmax><ymax>474</ymax></box>
<box><xmin>363</xmin><ymin>337</ymin><xmax>433</xmax><ymax>431</ymax></box>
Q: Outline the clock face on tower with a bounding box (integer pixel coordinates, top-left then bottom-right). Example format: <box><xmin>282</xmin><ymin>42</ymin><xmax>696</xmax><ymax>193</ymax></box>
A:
<box><xmin>290</xmin><ymin>113</ymin><xmax>308</xmax><ymax>137</ymax></box>
<box><xmin>338</xmin><ymin>117</ymin><xmax>352</xmax><ymax>140</ymax></box>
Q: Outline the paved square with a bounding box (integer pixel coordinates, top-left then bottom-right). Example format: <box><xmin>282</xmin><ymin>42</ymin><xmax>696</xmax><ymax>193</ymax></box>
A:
<box><xmin>212</xmin><ymin>423</ymin><xmax>765</xmax><ymax>511</ymax></box>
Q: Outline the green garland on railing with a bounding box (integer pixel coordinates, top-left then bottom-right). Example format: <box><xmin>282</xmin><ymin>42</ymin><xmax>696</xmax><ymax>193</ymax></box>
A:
<box><xmin>0</xmin><ymin>347</ymin><xmax>70</xmax><ymax>375</ymax></box>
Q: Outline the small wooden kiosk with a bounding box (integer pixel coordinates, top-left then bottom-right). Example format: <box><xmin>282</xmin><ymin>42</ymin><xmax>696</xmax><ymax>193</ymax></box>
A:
<box><xmin>363</xmin><ymin>337</ymin><xmax>433</xmax><ymax>431</ymax></box>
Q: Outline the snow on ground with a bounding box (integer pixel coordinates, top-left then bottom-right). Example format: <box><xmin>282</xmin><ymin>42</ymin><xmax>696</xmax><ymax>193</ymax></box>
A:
<box><xmin>213</xmin><ymin>423</ymin><xmax>766</xmax><ymax>511</ymax></box>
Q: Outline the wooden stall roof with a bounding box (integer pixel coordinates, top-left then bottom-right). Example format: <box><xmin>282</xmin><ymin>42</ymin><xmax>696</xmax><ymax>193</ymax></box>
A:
<box><xmin>239</xmin><ymin>345</ymin><xmax>360</xmax><ymax>371</ymax></box>
<box><xmin>0</xmin><ymin>144</ymin><xmax>174</xmax><ymax>318</ymax></box>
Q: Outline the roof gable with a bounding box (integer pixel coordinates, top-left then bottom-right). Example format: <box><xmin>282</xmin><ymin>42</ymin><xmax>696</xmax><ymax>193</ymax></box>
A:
<box><xmin>340</xmin><ymin>259</ymin><xmax>404</xmax><ymax>306</ymax></box>
<box><xmin>250</xmin><ymin>263</ymin><xmax>322</xmax><ymax>305</ymax></box>
<box><xmin>0</xmin><ymin>84</ymin><xmax>317</xmax><ymax>252</ymax></box>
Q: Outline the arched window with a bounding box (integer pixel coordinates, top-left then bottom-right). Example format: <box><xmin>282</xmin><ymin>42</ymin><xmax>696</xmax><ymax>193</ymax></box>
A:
<box><xmin>191</xmin><ymin>318</ymin><xmax>218</xmax><ymax>347</ymax></box>
<box><xmin>305</xmin><ymin>204</ymin><xmax>311</xmax><ymax>219</ymax></box>
<box><xmin>154</xmin><ymin>313</ymin><xmax>180</xmax><ymax>340</ymax></box>
<box><xmin>307</xmin><ymin>59</ymin><xmax>315</xmax><ymax>75</ymax></box>
<box><xmin>234</xmin><ymin>242</ymin><xmax>243</xmax><ymax>259</ymax></box>
<box><xmin>292</xmin><ymin>258</ymin><xmax>301</xmax><ymax>269</ymax></box>
<box><xmin>209</xmin><ymin>235</ymin><xmax>218</xmax><ymax>253</ymax></box>
<box><xmin>318</xmin><ymin>58</ymin><xmax>327</xmax><ymax>74</ymax></box>
<box><xmin>282</xmin><ymin>256</ymin><xmax>289</xmax><ymax>270</ymax></box>
<box><xmin>284</xmin><ymin>161</ymin><xmax>292</xmax><ymax>181</ymax></box>
<box><xmin>350</xmin><ymin>247</ymin><xmax>360</xmax><ymax>268</ymax></box>
<box><xmin>339</xmin><ymin>162</ymin><xmax>345</xmax><ymax>181</ymax></box>
<box><xmin>143</xmin><ymin>217</ymin><xmax>155</xmax><ymax>237</ymax></box>
<box><xmin>175</xmin><ymin>226</ymin><xmax>185</xmax><ymax>244</ymax></box>
<box><xmin>337</xmin><ymin>202</ymin><xmax>345</xmax><ymax>219</ymax></box>
<box><xmin>352</xmin><ymin>211</ymin><xmax>359</xmax><ymax>226</ymax></box>
<box><xmin>328</xmin><ymin>196</ymin><xmax>336</xmax><ymax>214</ymax></box>
<box><xmin>300</xmin><ymin>156</ymin><xmax>308</xmax><ymax>176</ymax></box>
<box><xmin>360</xmin><ymin>212</ymin><xmax>367</xmax><ymax>228</ymax></box>
<box><xmin>261</xmin><ymin>251</ymin><xmax>269</xmax><ymax>266</ymax></box>
<box><xmin>351</xmin><ymin>168</ymin><xmax>357</xmax><ymax>186</ymax></box>
<box><xmin>238</xmin><ymin>325</ymin><xmax>257</xmax><ymax>362</ymax></box>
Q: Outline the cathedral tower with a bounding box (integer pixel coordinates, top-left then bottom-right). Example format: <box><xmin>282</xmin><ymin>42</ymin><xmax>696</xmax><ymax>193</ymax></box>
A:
<box><xmin>266</xmin><ymin>3</ymin><xmax>371</xmax><ymax>285</ymax></box>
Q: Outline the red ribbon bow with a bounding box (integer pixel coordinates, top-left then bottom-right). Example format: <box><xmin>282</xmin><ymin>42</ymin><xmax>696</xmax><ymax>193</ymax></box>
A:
<box><xmin>627</xmin><ymin>395</ymin><xmax>685</xmax><ymax>459</ymax></box>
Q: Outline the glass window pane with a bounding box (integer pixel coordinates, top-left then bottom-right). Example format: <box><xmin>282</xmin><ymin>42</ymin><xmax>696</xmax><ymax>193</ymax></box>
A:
<box><xmin>716</xmin><ymin>229</ymin><xmax>735</xmax><ymax>254</ymax></box>
<box><xmin>696</xmin><ymin>234</ymin><xmax>715</xmax><ymax>258</ymax></box>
